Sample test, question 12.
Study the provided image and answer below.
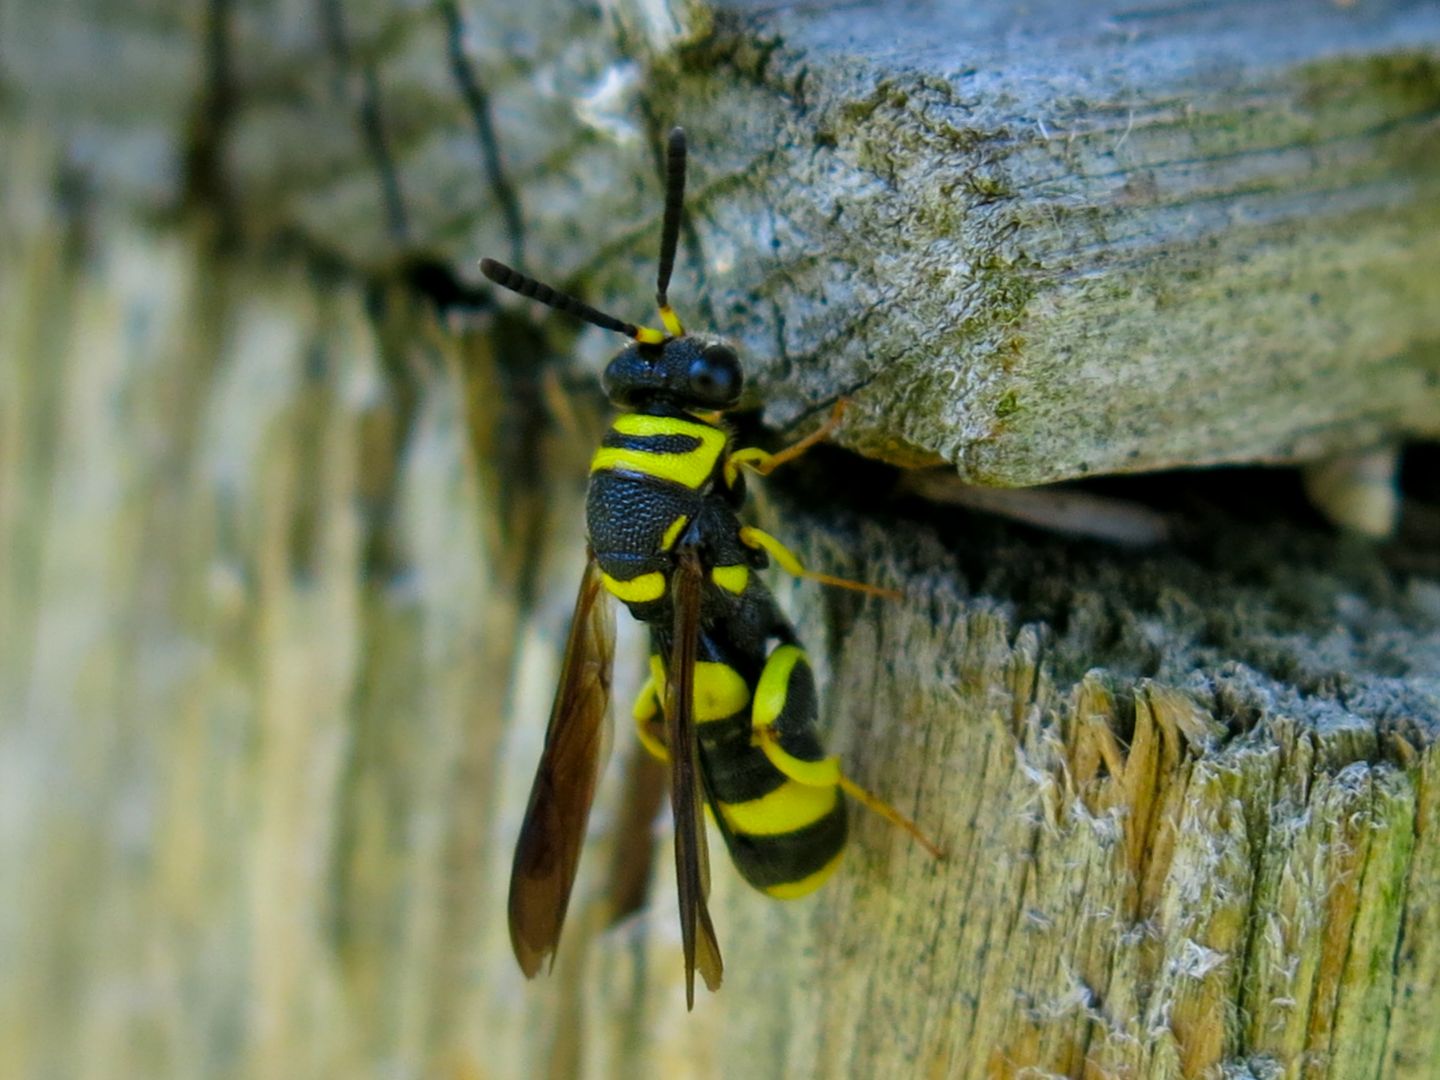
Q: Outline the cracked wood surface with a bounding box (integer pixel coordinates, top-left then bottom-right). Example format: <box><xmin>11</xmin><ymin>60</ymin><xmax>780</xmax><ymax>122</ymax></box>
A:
<box><xmin>3</xmin><ymin>1</ymin><xmax>1440</xmax><ymax>1078</ymax></box>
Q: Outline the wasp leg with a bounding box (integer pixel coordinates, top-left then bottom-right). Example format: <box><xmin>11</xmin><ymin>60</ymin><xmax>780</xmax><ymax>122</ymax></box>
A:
<box><xmin>739</xmin><ymin>525</ymin><xmax>900</xmax><ymax>599</ymax></box>
<box><xmin>725</xmin><ymin>400</ymin><xmax>848</xmax><ymax>486</ymax></box>
<box><xmin>749</xmin><ymin>645</ymin><xmax>942</xmax><ymax>859</ymax></box>
<box><xmin>835</xmin><ymin>773</ymin><xmax>945</xmax><ymax>859</ymax></box>
<box><xmin>632</xmin><ymin>664</ymin><xmax>671</xmax><ymax>763</ymax></box>
<box><xmin>750</xmin><ymin>724</ymin><xmax>943</xmax><ymax>859</ymax></box>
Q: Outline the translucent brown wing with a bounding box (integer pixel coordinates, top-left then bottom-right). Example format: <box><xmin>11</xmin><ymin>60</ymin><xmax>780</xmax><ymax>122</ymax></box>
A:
<box><xmin>666</xmin><ymin>544</ymin><xmax>724</xmax><ymax>1009</ymax></box>
<box><xmin>508</xmin><ymin>551</ymin><xmax>616</xmax><ymax>977</ymax></box>
<box><xmin>602</xmin><ymin>748</ymin><xmax>666</xmax><ymax>928</ymax></box>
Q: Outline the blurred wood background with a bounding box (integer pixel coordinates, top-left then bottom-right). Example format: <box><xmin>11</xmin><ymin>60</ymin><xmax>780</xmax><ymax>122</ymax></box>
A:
<box><xmin>2</xmin><ymin>1</ymin><xmax>1439</xmax><ymax>1077</ymax></box>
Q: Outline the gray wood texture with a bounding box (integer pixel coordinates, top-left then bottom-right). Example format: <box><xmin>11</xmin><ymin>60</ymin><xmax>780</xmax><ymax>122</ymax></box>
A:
<box><xmin>3</xmin><ymin>1</ymin><xmax>1440</xmax><ymax>1077</ymax></box>
<box><xmin>8</xmin><ymin>0</ymin><xmax>1438</xmax><ymax>481</ymax></box>
<box><xmin>655</xmin><ymin>0</ymin><xmax>1440</xmax><ymax>481</ymax></box>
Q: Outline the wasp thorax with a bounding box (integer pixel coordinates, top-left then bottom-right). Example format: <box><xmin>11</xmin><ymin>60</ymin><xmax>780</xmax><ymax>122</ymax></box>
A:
<box><xmin>602</xmin><ymin>335</ymin><xmax>743</xmax><ymax>410</ymax></box>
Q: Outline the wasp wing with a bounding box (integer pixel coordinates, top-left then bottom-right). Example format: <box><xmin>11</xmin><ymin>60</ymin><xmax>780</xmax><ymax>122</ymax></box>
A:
<box><xmin>667</xmin><ymin>544</ymin><xmax>724</xmax><ymax>1008</ymax></box>
<box><xmin>603</xmin><ymin>746</ymin><xmax>666</xmax><ymax>928</ymax></box>
<box><xmin>508</xmin><ymin>551</ymin><xmax>616</xmax><ymax>977</ymax></box>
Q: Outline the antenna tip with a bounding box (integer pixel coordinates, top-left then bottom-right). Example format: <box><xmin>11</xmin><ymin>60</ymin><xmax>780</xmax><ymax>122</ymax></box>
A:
<box><xmin>668</xmin><ymin>126</ymin><xmax>686</xmax><ymax>148</ymax></box>
<box><xmin>479</xmin><ymin>257</ymin><xmax>506</xmax><ymax>282</ymax></box>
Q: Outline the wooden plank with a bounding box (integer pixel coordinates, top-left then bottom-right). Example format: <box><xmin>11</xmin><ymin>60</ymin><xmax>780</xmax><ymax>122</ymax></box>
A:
<box><xmin>6</xmin><ymin>0</ymin><xmax>1439</xmax><ymax>482</ymax></box>
<box><xmin>3</xmin><ymin>132</ymin><xmax>1440</xmax><ymax>1080</ymax></box>
<box><xmin>4</xmin><ymin>2</ymin><xmax>1440</xmax><ymax>1077</ymax></box>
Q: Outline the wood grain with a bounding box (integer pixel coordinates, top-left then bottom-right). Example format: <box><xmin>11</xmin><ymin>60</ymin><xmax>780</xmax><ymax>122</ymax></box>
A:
<box><xmin>3</xmin><ymin>2</ymin><xmax>1440</xmax><ymax>1077</ymax></box>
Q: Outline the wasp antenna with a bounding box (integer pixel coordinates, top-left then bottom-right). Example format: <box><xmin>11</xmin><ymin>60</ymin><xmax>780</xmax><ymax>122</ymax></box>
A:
<box><xmin>655</xmin><ymin>127</ymin><xmax>687</xmax><ymax>331</ymax></box>
<box><xmin>481</xmin><ymin>257</ymin><xmax>649</xmax><ymax>339</ymax></box>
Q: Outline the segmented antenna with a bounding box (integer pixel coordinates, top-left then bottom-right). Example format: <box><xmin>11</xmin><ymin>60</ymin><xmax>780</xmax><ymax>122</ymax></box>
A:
<box><xmin>655</xmin><ymin>126</ymin><xmax>688</xmax><ymax>313</ymax></box>
<box><xmin>480</xmin><ymin>258</ymin><xmax>644</xmax><ymax>339</ymax></box>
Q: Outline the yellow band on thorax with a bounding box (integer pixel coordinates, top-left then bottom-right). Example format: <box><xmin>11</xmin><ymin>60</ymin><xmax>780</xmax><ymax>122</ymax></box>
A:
<box><xmin>590</xmin><ymin>414</ymin><xmax>728</xmax><ymax>489</ymax></box>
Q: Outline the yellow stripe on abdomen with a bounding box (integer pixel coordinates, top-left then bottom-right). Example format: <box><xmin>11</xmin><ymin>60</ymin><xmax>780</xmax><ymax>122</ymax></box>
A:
<box><xmin>763</xmin><ymin>849</ymin><xmax>845</xmax><ymax>899</ymax></box>
<box><xmin>719</xmin><ymin>781</ymin><xmax>838</xmax><ymax>836</ymax></box>
<box><xmin>647</xmin><ymin>655</ymin><xmax>751</xmax><ymax>723</ymax></box>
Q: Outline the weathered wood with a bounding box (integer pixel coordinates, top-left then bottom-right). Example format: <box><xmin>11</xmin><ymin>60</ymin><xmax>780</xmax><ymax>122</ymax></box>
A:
<box><xmin>4</xmin><ymin>149</ymin><xmax>1440</xmax><ymax>1078</ymax></box>
<box><xmin>4</xmin><ymin>2</ymin><xmax>1440</xmax><ymax>1078</ymax></box>
<box><xmin>630</xmin><ymin>1</ymin><xmax>1440</xmax><ymax>483</ymax></box>
<box><xmin>7</xmin><ymin>0</ymin><xmax>1439</xmax><ymax>483</ymax></box>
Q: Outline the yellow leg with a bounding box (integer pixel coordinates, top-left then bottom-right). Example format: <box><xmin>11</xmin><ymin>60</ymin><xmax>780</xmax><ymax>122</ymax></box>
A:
<box><xmin>739</xmin><ymin>526</ymin><xmax>900</xmax><ymax>599</ymax></box>
<box><xmin>753</xmin><ymin>725</ymin><xmax>842</xmax><ymax>788</ymax></box>
<box><xmin>838</xmin><ymin>774</ymin><xmax>945</xmax><ymax>860</ymax></box>
<box><xmin>726</xmin><ymin>400</ymin><xmax>848</xmax><ymax>486</ymax></box>
<box><xmin>636</xmin><ymin>715</ymin><xmax>670</xmax><ymax>763</ymax></box>
<box><xmin>632</xmin><ymin>673</ymin><xmax>671</xmax><ymax>763</ymax></box>
<box><xmin>754</xmin><ymin>726</ymin><xmax>943</xmax><ymax>859</ymax></box>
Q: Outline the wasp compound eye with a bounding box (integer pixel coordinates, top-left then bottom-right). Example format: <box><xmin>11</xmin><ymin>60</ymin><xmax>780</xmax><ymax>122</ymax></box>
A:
<box><xmin>701</xmin><ymin>343</ymin><xmax>738</xmax><ymax>368</ymax></box>
<box><xmin>689</xmin><ymin>345</ymin><xmax>741</xmax><ymax>405</ymax></box>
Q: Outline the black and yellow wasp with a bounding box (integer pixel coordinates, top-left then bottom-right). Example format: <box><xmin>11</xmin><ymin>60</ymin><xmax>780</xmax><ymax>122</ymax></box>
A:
<box><xmin>482</xmin><ymin>128</ymin><xmax>939</xmax><ymax>1008</ymax></box>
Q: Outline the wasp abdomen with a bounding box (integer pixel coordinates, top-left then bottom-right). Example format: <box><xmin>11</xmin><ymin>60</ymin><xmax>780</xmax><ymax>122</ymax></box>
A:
<box><xmin>645</xmin><ymin>634</ymin><xmax>850</xmax><ymax>900</ymax></box>
<box><xmin>712</xmin><ymin>644</ymin><xmax>848</xmax><ymax>898</ymax></box>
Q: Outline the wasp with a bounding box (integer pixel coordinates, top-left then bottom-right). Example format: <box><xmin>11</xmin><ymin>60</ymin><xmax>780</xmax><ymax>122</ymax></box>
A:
<box><xmin>482</xmin><ymin>128</ymin><xmax>940</xmax><ymax>1008</ymax></box>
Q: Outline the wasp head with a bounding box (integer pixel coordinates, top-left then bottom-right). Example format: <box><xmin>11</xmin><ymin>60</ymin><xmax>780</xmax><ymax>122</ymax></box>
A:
<box><xmin>602</xmin><ymin>335</ymin><xmax>743</xmax><ymax>410</ymax></box>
